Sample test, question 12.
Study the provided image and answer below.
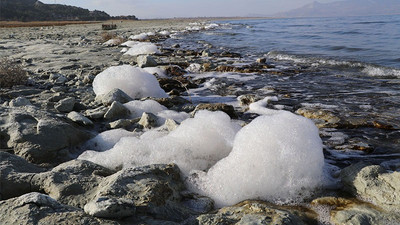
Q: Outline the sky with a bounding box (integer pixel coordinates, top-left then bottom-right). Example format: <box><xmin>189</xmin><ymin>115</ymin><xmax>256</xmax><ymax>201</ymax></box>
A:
<box><xmin>40</xmin><ymin>0</ymin><xmax>338</xmax><ymax>19</ymax></box>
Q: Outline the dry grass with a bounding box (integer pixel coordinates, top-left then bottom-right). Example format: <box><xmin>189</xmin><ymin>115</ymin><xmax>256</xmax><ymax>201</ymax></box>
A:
<box><xmin>0</xmin><ymin>21</ymin><xmax>100</xmax><ymax>28</ymax></box>
<box><xmin>0</xmin><ymin>58</ymin><xmax>28</xmax><ymax>88</ymax></box>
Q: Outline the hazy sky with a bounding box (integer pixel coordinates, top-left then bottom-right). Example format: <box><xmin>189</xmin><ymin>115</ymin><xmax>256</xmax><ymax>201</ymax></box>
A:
<box><xmin>40</xmin><ymin>0</ymin><xmax>338</xmax><ymax>19</ymax></box>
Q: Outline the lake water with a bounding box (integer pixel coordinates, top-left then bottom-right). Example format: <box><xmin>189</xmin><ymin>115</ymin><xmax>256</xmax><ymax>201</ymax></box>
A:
<box><xmin>167</xmin><ymin>15</ymin><xmax>400</xmax><ymax>169</ymax></box>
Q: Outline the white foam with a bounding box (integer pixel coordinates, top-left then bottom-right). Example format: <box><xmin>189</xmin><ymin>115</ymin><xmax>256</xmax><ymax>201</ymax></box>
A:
<box><xmin>124</xmin><ymin>99</ymin><xmax>167</xmax><ymax>118</ymax></box>
<box><xmin>78</xmin><ymin>110</ymin><xmax>242</xmax><ymax>174</ymax></box>
<box><xmin>129</xmin><ymin>33</ymin><xmax>149</xmax><ymax>41</ymax></box>
<box><xmin>190</xmin><ymin>110</ymin><xmax>324</xmax><ymax>207</ymax></box>
<box><xmin>159</xmin><ymin>30</ymin><xmax>170</xmax><ymax>36</ymax></box>
<box><xmin>124</xmin><ymin>42</ymin><xmax>160</xmax><ymax>56</ymax></box>
<box><xmin>143</xmin><ymin>67</ymin><xmax>167</xmax><ymax>78</ymax></box>
<box><xmin>120</xmin><ymin>41</ymin><xmax>140</xmax><ymax>48</ymax></box>
<box><xmin>247</xmin><ymin>96</ymin><xmax>279</xmax><ymax>115</ymax></box>
<box><xmin>83</xmin><ymin>129</ymin><xmax>137</xmax><ymax>151</ymax></box>
<box><xmin>92</xmin><ymin>65</ymin><xmax>167</xmax><ymax>99</ymax></box>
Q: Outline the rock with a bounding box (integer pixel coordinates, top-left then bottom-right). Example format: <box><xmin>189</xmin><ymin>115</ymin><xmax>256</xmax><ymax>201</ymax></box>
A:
<box><xmin>296</xmin><ymin>108</ymin><xmax>341</xmax><ymax>128</ymax></box>
<box><xmin>158</xmin><ymin>78</ymin><xmax>186</xmax><ymax>93</ymax></box>
<box><xmin>85</xmin><ymin>106</ymin><xmax>108</xmax><ymax>119</ymax></box>
<box><xmin>155</xmin><ymin>96</ymin><xmax>192</xmax><ymax>110</ymax></box>
<box><xmin>192</xmin><ymin>103</ymin><xmax>238</xmax><ymax>119</ymax></box>
<box><xmin>9</xmin><ymin>97</ymin><xmax>32</xmax><ymax>107</ymax></box>
<box><xmin>137</xmin><ymin>55</ymin><xmax>158</xmax><ymax>68</ymax></box>
<box><xmin>201</xmin><ymin>50</ymin><xmax>210</xmax><ymax>57</ymax></box>
<box><xmin>256</xmin><ymin>57</ymin><xmax>267</xmax><ymax>64</ymax></box>
<box><xmin>95</xmin><ymin>164</ymin><xmax>194</xmax><ymax>221</ymax></box>
<box><xmin>311</xmin><ymin>197</ymin><xmax>400</xmax><ymax>225</ymax></box>
<box><xmin>196</xmin><ymin>201</ymin><xmax>310</xmax><ymax>225</ymax></box>
<box><xmin>1</xmin><ymin>106</ymin><xmax>91</xmax><ymax>163</ymax></box>
<box><xmin>340</xmin><ymin>162</ymin><xmax>400</xmax><ymax>212</ymax></box>
<box><xmin>97</xmin><ymin>88</ymin><xmax>133</xmax><ymax>106</ymax></box>
<box><xmin>0</xmin><ymin>192</ymin><xmax>118</xmax><ymax>225</ymax></box>
<box><xmin>54</xmin><ymin>97</ymin><xmax>76</xmax><ymax>113</ymax></box>
<box><xmin>104</xmin><ymin>101</ymin><xmax>130</xmax><ymax>120</ymax></box>
<box><xmin>107</xmin><ymin>118</ymin><xmax>140</xmax><ymax>129</ymax></box>
<box><xmin>0</xmin><ymin>152</ymin><xmax>45</xmax><ymax>200</ymax></box>
<box><xmin>163</xmin><ymin>65</ymin><xmax>186</xmax><ymax>76</ymax></box>
<box><xmin>238</xmin><ymin>94</ymin><xmax>261</xmax><ymax>106</ymax></box>
<box><xmin>172</xmin><ymin>44</ymin><xmax>180</xmax><ymax>48</ymax></box>
<box><xmin>67</xmin><ymin>111</ymin><xmax>93</xmax><ymax>126</ymax></box>
<box><xmin>138</xmin><ymin>112</ymin><xmax>158</xmax><ymax>129</ymax></box>
<box><xmin>33</xmin><ymin>160</ymin><xmax>114</xmax><ymax>208</ymax></box>
<box><xmin>164</xmin><ymin>119</ymin><xmax>179</xmax><ymax>131</ymax></box>
<box><xmin>84</xmin><ymin>196</ymin><xmax>136</xmax><ymax>219</ymax></box>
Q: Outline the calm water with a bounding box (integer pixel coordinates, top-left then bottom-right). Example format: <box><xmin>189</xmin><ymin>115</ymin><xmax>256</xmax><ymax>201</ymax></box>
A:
<box><xmin>168</xmin><ymin>15</ymin><xmax>400</xmax><ymax>168</ymax></box>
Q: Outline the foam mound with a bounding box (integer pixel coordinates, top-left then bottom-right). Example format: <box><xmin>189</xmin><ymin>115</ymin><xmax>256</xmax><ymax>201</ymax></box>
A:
<box><xmin>124</xmin><ymin>42</ymin><xmax>160</xmax><ymax>56</ymax></box>
<box><xmin>92</xmin><ymin>65</ymin><xmax>167</xmax><ymax>99</ymax></box>
<box><xmin>79</xmin><ymin>110</ymin><xmax>241</xmax><ymax>174</ymax></box>
<box><xmin>83</xmin><ymin>129</ymin><xmax>137</xmax><ymax>151</ymax></box>
<box><xmin>190</xmin><ymin>110</ymin><xmax>324</xmax><ymax>207</ymax></box>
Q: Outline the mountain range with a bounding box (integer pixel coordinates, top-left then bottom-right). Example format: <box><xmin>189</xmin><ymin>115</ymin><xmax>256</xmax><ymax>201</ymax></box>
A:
<box><xmin>0</xmin><ymin>0</ymin><xmax>111</xmax><ymax>21</ymax></box>
<box><xmin>274</xmin><ymin>0</ymin><xmax>400</xmax><ymax>18</ymax></box>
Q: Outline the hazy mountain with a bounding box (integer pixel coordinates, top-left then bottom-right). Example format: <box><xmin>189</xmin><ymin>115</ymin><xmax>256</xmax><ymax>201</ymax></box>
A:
<box><xmin>274</xmin><ymin>0</ymin><xmax>400</xmax><ymax>18</ymax></box>
<box><xmin>0</xmin><ymin>0</ymin><xmax>111</xmax><ymax>21</ymax></box>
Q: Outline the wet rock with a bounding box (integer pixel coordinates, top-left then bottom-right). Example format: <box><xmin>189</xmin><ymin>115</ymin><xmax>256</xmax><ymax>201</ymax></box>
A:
<box><xmin>158</xmin><ymin>78</ymin><xmax>186</xmax><ymax>93</ymax></box>
<box><xmin>9</xmin><ymin>97</ymin><xmax>32</xmax><ymax>107</ymax></box>
<box><xmin>256</xmin><ymin>57</ymin><xmax>267</xmax><ymax>64</ymax></box>
<box><xmin>238</xmin><ymin>94</ymin><xmax>261</xmax><ymax>106</ymax></box>
<box><xmin>164</xmin><ymin>119</ymin><xmax>179</xmax><ymax>132</ymax></box>
<box><xmin>311</xmin><ymin>197</ymin><xmax>400</xmax><ymax>225</ymax></box>
<box><xmin>137</xmin><ymin>55</ymin><xmax>158</xmax><ymax>68</ymax></box>
<box><xmin>220</xmin><ymin>51</ymin><xmax>241</xmax><ymax>58</ymax></box>
<box><xmin>1</xmin><ymin>106</ymin><xmax>91</xmax><ymax>163</ymax></box>
<box><xmin>98</xmin><ymin>88</ymin><xmax>133</xmax><ymax>106</ymax></box>
<box><xmin>154</xmin><ymin>96</ymin><xmax>191</xmax><ymax>110</ymax></box>
<box><xmin>196</xmin><ymin>201</ymin><xmax>310</xmax><ymax>225</ymax></box>
<box><xmin>296</xmin><ymin>108</ymin><xmax>341</xmax><ymax>128</ymax></box>
<box><xmin>67</xmin><ymin>111</ymin><xmax>93</xmax><ymax>126</ymax></box>
<box><xmin>164</xmin><ymin>65</ymin><xmax>186</xmax><ymax>76</ymax></box>
<box><xmin>104</xmin><ymin>101</ymin><xmax>130</xmax><ymax>120</ymax></box>
<box><xmin>0</xmin><ymin>152</ymin><xmax>45</xmax><ymax>200</ymax></box>
<box><xmin>138</xmin><ymin>112</ymin><xmax>158</xmax><ymax>129</ymax></box>
<box><xmin>0</xmin><ymin>192</ymin><xmax>118</xmax><ymax>225</ymax></box>
<box><xmin>192</xmin><ymin>103</ymin><xmax>238</xmax><ymax>119</ymax></box>
<box><xmin>33</xmin><ymin>160</ymin><xmax>114</xmax><ymax>208</ymax></box>
<box><xmin>54</xmin><ymin>97</ymin><xmax>76</xmax><ymax>113</ymax></box>
<box><xmin>107</xmin><ymin>118</ymin><xmax>140</xmax><ymax>129</ymax></box>
<box><xmin>84</xmin><ymin>196</ymin><xmax>136</xmax><ymax>219</ymax></box>
<box><xmin>340</xmin><ymin>162</ymin><xmax>400</xmax><ymax>212</ymax></box>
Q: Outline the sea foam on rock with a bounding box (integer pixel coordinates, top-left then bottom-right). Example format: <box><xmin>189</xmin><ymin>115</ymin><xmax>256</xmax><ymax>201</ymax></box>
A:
<box><xmin>190</xmin><ymin>110</ymin><xmax>325</xmax><ymax>207</ymax></box>
<box><xmin>92</xmin><ymin>65</ymin><xmax>167</xmax><ymax>99</ymax></box>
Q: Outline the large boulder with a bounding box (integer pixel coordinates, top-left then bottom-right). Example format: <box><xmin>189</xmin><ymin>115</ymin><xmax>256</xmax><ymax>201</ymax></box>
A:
<box><xmin>0</xmin><ymin>106</ymin><xmax>92</xmax><ymax>163</ymax></box>
<box><xmin>340</xmin><ymin>162</ymin><xmax>400</xmax><ymax>212</ymax></box>
<box><xmin>0</xmin><ymin>152</ymin><xmax>44</xmax><ymax>200</ymax></box>
<box><xmin>96</xmin><ymin>88</ymin><xmax>133</xmax><ymax>106</ymax></box>
<box><xmin>0</xmin><ymin>192</ymin><xmax>118</xmax><ymax>225</ymax></box>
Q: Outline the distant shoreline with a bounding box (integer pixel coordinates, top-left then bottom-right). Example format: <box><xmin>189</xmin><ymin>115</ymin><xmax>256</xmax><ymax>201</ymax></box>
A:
<box><xmin>0</xmin><ymin>17</ymin><xmax>273</xmax><ymax>28</ymax></box>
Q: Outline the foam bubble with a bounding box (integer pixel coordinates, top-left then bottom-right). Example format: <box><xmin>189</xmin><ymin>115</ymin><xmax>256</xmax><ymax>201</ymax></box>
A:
<box><xmin>124</xmin><ymin>42</ymin><xmax>160</xmax><ymax>56</ymax></box>
<box><xmin>124</xmin><ymin>100</ymin><xmax>167</xmax><ymax>118</ymax></box>
<box><xmin>83</xmin><ymin>129</ymin><xmax>137</xmax><ymax>151</ymax></box>
<box><xmin>190</xmin><ymin>110</ymin><xmax>324</xmax><ymax>207</ymax></box>
<box><xmin>92</xmin><ymin>65</ymin><xmax>167</xmax><ymax>99</ymax></box>
<box><xmin>247</xmin><ymin>96</ymin><xmax>279</xmax><ymax>115</ymax></box>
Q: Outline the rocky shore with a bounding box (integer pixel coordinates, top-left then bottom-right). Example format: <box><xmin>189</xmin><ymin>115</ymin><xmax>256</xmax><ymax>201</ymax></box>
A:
<box><xmin>0</xmin><ymin>19</ymin><xmax>399</xmax><ymax>224</ymax></box>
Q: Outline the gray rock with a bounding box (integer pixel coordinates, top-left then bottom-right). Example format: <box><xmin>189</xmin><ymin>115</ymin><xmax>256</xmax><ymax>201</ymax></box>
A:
<box><xmin>97</xmin><ymin>88</ymin><xmax>133</xmax><ymax>106</ymax></box>
<box><xmin>164</xmin><ymin>119</ymin><xmax>179</xmax><ymax>131</ymax></box>
<box><xmin>9</xmin><ymin>97</ymin><xmax>32</xmax><ymax>107</ymax></box>
<box><xmin>67</xmin><ymin>111</ymin><xmax>93</xmax><ymax>126</ymax></box>
<box><xmin>137</xmin><ymin>55</ymin><xmax>158</xmax><ymax>68</ymax></box>
<box><xmin>0</xmin><ymin>192</ymin><xmax>119</xmax><ymax>225</ymax></box>
<box><xmin>1</xmin><ymin>106</ymin><xmax>91</xmax><ymax>163</ymax></box>
<box><xmin>138</xmin><ymin>112</ymin><xmax>158</xmax><ymax>129</ymax></box>
<box><xmin>107</xmin><ymin>118</ymin><xmax>140</xmax><ymax>129</ymax></box>
<box><xmin>55</xmin><ymin>97</ymin><xmax>76</xmax><ymax>113</ymax></box>
<box><xmin>340</xmin><ymin>162</ymin><xmax>400</xmax><ymax>212</ymax></box>
<box><xmin>0</xmin><ymin>152</ymin><xmax>44</xmax><ymax>200</ymax></box>
<box><xmin>84</xmin><ymin>196</ymin><xmax>136</xmax><ymax>219</ymax></box>
<box><xmin>197</xmin><ymin>201</ymin><xmax>308</xmax><ymax>225</ymax></box>
<box><xmin>33</xmin><ymin>160</ymin><xmax>114</xmax><ymax>208</ymax></box>
<box><xmin>104</xmin><ymin>101</ymin><xmax>130</xmax><ymax>120</ymax></box>
<box><xmin>96</xmin><ymin>164</ymin><xmax>194</xmax><ymax>221</ymax></box>
<box><xmin>85</xmin><ymin>106</ymin><xmax>108</xmax><ymax>119</ymax></box>
<box><xmin>238</xmin><ymin>94</ymin><xmax>261</xmax><ymax>106</ymax></box>
<box><xmin>256</xmin><ymin>57</ymin><xmax>267</xmax><ymax>64</ymax></box>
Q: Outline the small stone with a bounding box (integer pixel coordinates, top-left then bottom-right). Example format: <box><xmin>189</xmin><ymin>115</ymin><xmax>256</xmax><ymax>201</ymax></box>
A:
<box><xmin>238</xmin><ymin>94</ymin><xmax>261</xmax><ymax>106</ymax></box>
<box><xmin>108</xmin><ymin>118</ymin><xmax>140</xmax><ymax>129</ymax></box>
<box><xmin>256</xmin><ymin>57</ymin><xmax>267</xmax><ymax>64</ymax></box>
<box><xmin>97</xmin><ymin>88</ymin><xmax>133</xmax><ymax>106</ymax></box>
<box><xmin>192</xmin><ymin>103</ymin><xmax>238</xmax><ymax>119</ymax></box>
<box><xmin>67</xmin><ymin>111</ymin><xmax>93</xmax><ymax>126</ymax></box>
<box><xmin>164</xmin><ymin>119</ymin><xmax>179</xmax><ymax>131</ymax></box>
<box><xmin>54</xmin><ymin>97</ymin><xmax>75</xmax><ymax>113</ymax></box>
<box><xmin>9</xmin><ymin>97</ymin><xmax>31</xmax><ymax>107</ymax></box>
<box><xmin>85</xmin><ymin>106</ymin><xmax>108</xmax><ymax>119</ymax></box>
<box><xmin>104</xmin><ymin>101</ymin><xmax>130</xmax><ymax>120</ymax></box>
<box><xmin>138</xmin><ymin>112</ymin><xmax>158</xmax><ymax>129</ymax></box>
<box><xmin>172</xmin><ymin>44</ymin><xmax>180</xmax><ymax>48</ymax></box>
<box><xmin>84</xmin><ymin>196</ymin><xmax>136</xmax><ymax>219</ymax></box>
<box><xmin>201</xmin><ymin>50</ymin><xmax>210</xmax><ymax>57</ymax></box>
<box><xmin>137</xmin><ymin>55</ymin><xmax>158</xmax><ymax>68</ymax></box>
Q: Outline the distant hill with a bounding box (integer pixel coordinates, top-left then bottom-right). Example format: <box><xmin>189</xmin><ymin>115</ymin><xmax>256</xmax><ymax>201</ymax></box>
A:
<box><xmin>0</xmin><ymin>0</ymin><xmax>116</xmax><ymax>21</ymax></box>
<box><xmin>274</xmin><ymin>0</ymin><xmax>400</xmax><ymax>18</ymax></box>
